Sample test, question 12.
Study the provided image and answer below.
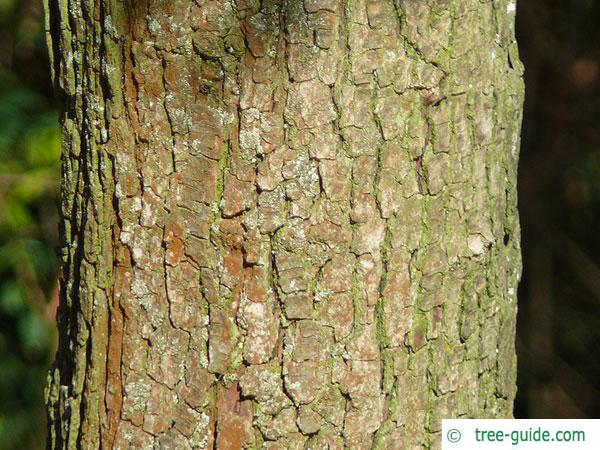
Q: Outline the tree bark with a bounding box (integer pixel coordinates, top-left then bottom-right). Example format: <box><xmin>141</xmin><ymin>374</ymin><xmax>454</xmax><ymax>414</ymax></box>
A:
<box><xmin>44</xmin><ymin>0</ymin><xmax>524</xmax><ymax>448</ymax></box>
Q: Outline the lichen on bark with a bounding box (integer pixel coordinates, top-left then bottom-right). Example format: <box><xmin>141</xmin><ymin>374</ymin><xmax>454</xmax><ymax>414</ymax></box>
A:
<box><xmin>44</xmin><ymin>0</ymin><xmax>524</xmax><ymax>448</ymax></box>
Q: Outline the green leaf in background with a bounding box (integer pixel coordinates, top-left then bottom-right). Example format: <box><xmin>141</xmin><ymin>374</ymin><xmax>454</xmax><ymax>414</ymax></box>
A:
<box><xmin>18</xmin><ymin>312</ymin><xmax>49</xmax><ymax>357</ymax></box>
<box><xmin>0</xmin><ymin>0</ymin><xmax>17</xmax><ymax>16</ymax></box>
<box><xmin>0</xmin><ymin>1</ymin><xmax>60</xmax><ymax>448</ymax></box>
<box><xmin>0</xmin><ymin>281</ymin><xmax>25</xmax><ymax>316</ymax></box>
<box><xmin>24</xmin><ymin>116</ymin><xmax>61</xmax><ymax>167</ymax></box>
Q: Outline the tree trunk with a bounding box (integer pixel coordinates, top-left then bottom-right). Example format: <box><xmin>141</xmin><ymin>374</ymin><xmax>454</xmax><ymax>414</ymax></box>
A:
<box><xmin>44</xmin><ymin>0</ymin><xmax>524</xmax><ymax>448</ymax></box>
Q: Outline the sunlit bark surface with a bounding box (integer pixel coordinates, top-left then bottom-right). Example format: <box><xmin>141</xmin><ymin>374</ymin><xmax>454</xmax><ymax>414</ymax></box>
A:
<box><xmin>45</xmin><ymin>0</ymin><xmax>524</xmax><ymax>448</ymax></box>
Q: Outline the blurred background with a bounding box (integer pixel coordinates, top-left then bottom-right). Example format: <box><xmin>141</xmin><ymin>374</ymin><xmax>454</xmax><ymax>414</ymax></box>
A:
<box><xmin>516</xmin><ymin>0</ymin><xmax>600</xmax><ymax>418</ymax></box>
<box><xmin>0</xmin><ymin>0</ymin><xmax>60</xmax><ymax>448</ymax></box>
<box><xmin>0</xmin><ymin>0</ymin><xmax>598</xmax><ymax>447</ymax></box>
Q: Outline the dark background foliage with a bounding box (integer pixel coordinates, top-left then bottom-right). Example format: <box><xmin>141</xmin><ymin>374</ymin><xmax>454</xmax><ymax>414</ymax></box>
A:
<box><xmin>0</xmin><ymin>0</ymin><xmax>597</xmax><ymax>447</ymax></box>
<box><xmin>0</xmin><ymin>0</ymin><xmax>60</xmax><ymax>448</ymax></box>
<box><xmin>516</xmin><ymin>0</ymin><xmax>600</xmax><ymax>418</ymax></box>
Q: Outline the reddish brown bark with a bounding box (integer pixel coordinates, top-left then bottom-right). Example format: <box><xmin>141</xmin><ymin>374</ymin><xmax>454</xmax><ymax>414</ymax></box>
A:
<box><xmin>45</xmin><ymin>0</ymin><xmax>524</xmax><ymax>448</ymax></box>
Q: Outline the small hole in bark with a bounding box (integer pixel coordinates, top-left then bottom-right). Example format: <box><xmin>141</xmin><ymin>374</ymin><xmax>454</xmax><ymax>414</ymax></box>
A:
<box><xmin>503</xmin><ymin>233</ymin><xmax>510</xmax><ymax>245</ymax></box>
